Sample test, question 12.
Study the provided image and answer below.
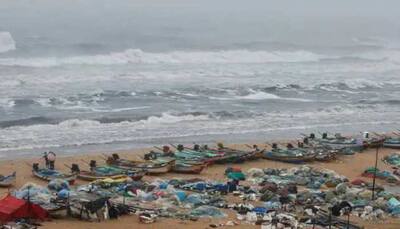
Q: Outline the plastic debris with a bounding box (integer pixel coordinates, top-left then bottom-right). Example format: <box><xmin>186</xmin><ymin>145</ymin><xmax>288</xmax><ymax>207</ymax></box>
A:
<box><xmin>190</xmin><ymin>206</ymin><xmax>226</xmax><ymax>218</ymax></box>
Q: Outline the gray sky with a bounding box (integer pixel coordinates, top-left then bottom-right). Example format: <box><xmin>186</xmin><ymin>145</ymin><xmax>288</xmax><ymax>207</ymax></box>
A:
<box><xmin>0</xmin><ymin>0</ymin><xmax>399</xmax><ymax>54</ymax></box>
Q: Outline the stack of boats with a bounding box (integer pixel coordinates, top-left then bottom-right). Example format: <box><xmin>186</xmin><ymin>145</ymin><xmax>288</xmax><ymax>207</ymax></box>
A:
<box><xmin>0</xmin><ymin>131</ymin><xmax>397</xmax><ymax>189</ymax></box>
<box><xmin>262</xmin><ymin>131</ymin><xmax>386</xmax><ymax>163</ymax></box>
<box><xmin>24</xmin><ymin>143</ymin><xmax>263</xmax><ymax>185</ymax></box>
<box><xmin>141</xmin><ymin>144</ymin><xmax>264</xmax><ymax>174</ymax></box>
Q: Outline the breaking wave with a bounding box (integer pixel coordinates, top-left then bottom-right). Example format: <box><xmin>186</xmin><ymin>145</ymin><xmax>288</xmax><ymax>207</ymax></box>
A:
<box><xmin>0</xmin><ymin>32</ymin><xmax>16</xmax><ymax>53</ymax></box>
<box><xmin>0</xmin><ymin>112</ymin><xmax>212</xmax><ymax>129</ymax></box>
<box><xmin>0</xmin><ymin>49</ymin><xmax>324</xmax><ymax>67</ymax></box>
<box><xmin>236</xmin><ymin>89</ymin><xmax>280</xmax><ymax>100</ymax></box>
<box><xmin>0</xmin><ymin>47</ymin><xmax>399</xmax><ymax>67</ymax></box>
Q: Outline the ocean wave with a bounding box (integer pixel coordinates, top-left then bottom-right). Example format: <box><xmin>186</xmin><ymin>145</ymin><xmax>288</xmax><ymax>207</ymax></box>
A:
<box><xmin>1</xmin><ymin>47</ymin><xmax>399</xmax><ymax>67</ymax></box>
<box><xmin>236</xmin><ymin>89</ymin><xmax>280</xmax><ymax>100</ymax></box>
<box><xmin>358</xmin><ymin>99</ymin><xmax>400</xmax><ymax>105</ymax></box>
<box><xmin>0</xmin><ymin>116</ymin><xmax>57</xmax><ymax>128</ymax></box>
<box><xmin>0</xmin><ymin>99</ymin><xmax>15</xmax><ymax>109</ymax></box>
<box><xmin>209</xmin><ymin>89</ymin><xmax>313</xmax><ymax>102</ymax></box>
<box><xmin>311</xmin><ymin>80</ymin><xmax>385</xmax><ymax>93</ymax></box>
<box><xmin>0</xmin><ymin>32</ymin><xmax>16</xmax><ymax>53</ymax></box>
<box><xmin>0</xmin><ymin>105</ymin><xmax>398</xmax><ymax>153</ymax></box>
<box><xmin>0</xmin><ymin>49</ymin><xmax>324</xmax><ymax>67</ymax></box>
<box><xmin>1</xmin><ymin>107</ymin><xmax>359</xmax><ymax>129</ymax></box>
<box><xmin>0</xmin><ymin>112</ymin><xmax>212</xmax><ymax>129</ymax></box>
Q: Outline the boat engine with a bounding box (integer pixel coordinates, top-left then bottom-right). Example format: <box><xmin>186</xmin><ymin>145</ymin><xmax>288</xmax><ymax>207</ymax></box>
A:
<box><xmin>71</xmin><ymin>164</ymin><xmax>80</xmax><ymax>173</ymax></box>
<box><xmin>89</xmin><ymin>160</ymin><xmax>97</xmax><ymax>169</ymax></box>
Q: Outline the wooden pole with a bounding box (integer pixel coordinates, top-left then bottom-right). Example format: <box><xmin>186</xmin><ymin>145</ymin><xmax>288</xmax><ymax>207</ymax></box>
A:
<box><xmin>372</xmin><ymin>146</ymin><xmax>379</xmax><ymax>200</ymax></box>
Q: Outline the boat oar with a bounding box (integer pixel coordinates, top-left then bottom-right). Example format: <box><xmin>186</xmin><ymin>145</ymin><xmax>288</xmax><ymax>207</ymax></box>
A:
<box><xmin>153</xmin><ymin>146</ymin><xmax>164</xmax><ymax>152</ymax></box>
<box><xmin>81</xmin><ymin>159</ymin><xmax>91</xmax><ymax>167</ymax></box>
<box><xmin>392</xmin><ymin>132</ymin><xmax>400</xmax><ymax>137</ymax></box>
<box><xmin>372</xmin><ymin>132</ymin><xmax>386</xmax><ymax>138</ymax></box>
<box><xmin>244</xmin><ymin>144</ymin><xmax>254</xmax><ymax>149</ymax></box>
<box><xmin>64</xmin><ymin>164</ymin><xmax>72</xmax><ymax>169</ymax></box>
<box><xmin>169</xmin><ymin>143</ymin><xmax>178</xmax><ymax>149</ymax></box>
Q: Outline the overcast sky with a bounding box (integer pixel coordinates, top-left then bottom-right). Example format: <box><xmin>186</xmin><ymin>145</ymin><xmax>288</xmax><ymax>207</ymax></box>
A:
<box><xmin>1</xmin><ymin>0</ymin><xmax>399</xmax><ymax>53</ymax></box>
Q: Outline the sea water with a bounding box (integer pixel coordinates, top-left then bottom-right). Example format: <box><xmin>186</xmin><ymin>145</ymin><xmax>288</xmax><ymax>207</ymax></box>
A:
<box><xmin>0</xmin><ymin>0</ymin><xmax>399</xmax><ymax>157</ymax></box>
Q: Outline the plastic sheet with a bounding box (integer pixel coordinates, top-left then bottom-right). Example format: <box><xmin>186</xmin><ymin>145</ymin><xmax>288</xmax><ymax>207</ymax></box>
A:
<box><xmin>190</xmin><ymin>206</ymin><xmax>226</xmax><ymax>218</ymax></box>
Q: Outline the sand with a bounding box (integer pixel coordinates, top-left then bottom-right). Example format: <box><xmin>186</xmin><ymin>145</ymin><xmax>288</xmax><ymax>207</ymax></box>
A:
<box><xmin>1</xmin><ymin>143</ymin><xmax>400</xmax><ymax>229</ymax></box>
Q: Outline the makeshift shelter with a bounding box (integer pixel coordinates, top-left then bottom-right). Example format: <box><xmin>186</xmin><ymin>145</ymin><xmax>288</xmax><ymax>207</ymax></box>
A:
<box><xmin>0</xmin><ymin>195</ymin><xmax>48</xmax><ymax>223</ymax></box>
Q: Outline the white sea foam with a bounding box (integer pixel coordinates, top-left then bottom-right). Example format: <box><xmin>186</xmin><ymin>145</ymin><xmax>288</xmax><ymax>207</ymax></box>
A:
<box><xmin>139</xmin><ymin>112</ymin><xmax>210</xmax><ymax>126</ymax></box>
<box><xmin>91</xmin><ymin>106</ymin><xmax>151</xmax><ymax>113</ymax></box>
<box><xmin>0</xmin><ymin>49</ymin><xmax>324</xmax><ymax>67</ymax></box>
<box><xmin>1</xmin><ymin>47</ymin><xmax>399</xmax><ymax>68</ymax></box>
<box><xmin>0</xmin><ymin>105</ymin><xmax>398</xmax><ymax>153</ymax></box>
<box><xmin>0</xmin><ymin>99</ymin><xmax>15</xmax><ymax>109</ymax></box>
<box><xmin>236</xmin><ymin>90</ymin><xmax>280</xmax><ymax>100</ymax></box>
<box><xmin>0</xmin><ymin>32</ymin><xmax>16</xmax><ymax>53</ymax></box>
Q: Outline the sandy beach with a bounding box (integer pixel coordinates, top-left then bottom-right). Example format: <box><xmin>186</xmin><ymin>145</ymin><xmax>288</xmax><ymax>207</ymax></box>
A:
<box><xmin>1</xmin><ymin>143</ymin><xmax>400</xmax><ymax>229</ymax></box>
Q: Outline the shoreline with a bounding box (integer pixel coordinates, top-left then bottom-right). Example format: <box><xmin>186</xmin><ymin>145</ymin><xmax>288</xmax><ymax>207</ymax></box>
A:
<box><xmin>1</xmin><ymin>141</ymin><xmax>400</xmax><ymax>228</ymax></box>
<box><xmin>1</xmin><ymin>124</ymin><xmax>396</xmax><ymax>160</ymax></box>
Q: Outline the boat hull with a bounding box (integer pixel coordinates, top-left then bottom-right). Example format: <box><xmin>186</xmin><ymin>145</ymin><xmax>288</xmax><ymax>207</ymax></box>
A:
<box><xmin>76</xmin><ymin>171</ymin><xmax>145</xmax><ymax>181</ymax></box>
<box><xmin>0</xmin><ymin>172</ymin><xmax>16</xmax><ymax>187</ymax></box>
<box><xmin>383</xmin><ymin>143</ymin><xmax>400</xmax><ymax>149</ymax></box>
<box><xmin>107</xmin><ymin>159</ymin><xmax>174</xmax><ymax>175</ymax></box>
<box><xmin>32</xmin><ymin>169</ymin><xmax>76</xmax><ymax>184</ymax></box>
<box><xmin>263</xmin><ymin>151</ymin><xmax>315</xmax><ymax>164</ymax></box>
<box><xmin>172</xmin><ymin>164</ymin><xmax>205</xmax><ymax>174</ymax></box>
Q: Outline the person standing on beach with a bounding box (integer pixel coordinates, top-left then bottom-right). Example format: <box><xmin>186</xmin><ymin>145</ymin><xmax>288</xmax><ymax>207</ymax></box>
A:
<box><xmin>43</xmin><ymin>152</ymin><xmax>49</xmax><ymax>168</ymax></box>
<box><xmin>47</xmin><ymin>151</ymin><xmax>56</xmax><ymax>170</ymax></box>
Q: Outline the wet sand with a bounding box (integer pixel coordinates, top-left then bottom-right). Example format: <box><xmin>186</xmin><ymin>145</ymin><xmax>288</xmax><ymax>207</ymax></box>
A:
<box><xmin>1</xmin><ymin>144</ymin><xmax>400</xmax><ymax>229</ymax></box>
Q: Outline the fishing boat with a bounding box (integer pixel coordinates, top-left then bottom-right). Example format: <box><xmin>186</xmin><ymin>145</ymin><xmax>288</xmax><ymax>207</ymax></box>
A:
<box><xmin>144</xmin><ymin>153</ymin><xmax>206</xmax><ymax>174</ymax></box>
<box><xmin>171</xmin><ymin>162</ymin><xmax>205</xmax><ymax>174</ymax></box>
<box><xmin>363</xmin><ymin>136</ymin><xmax>385</xmax><ymax>148</ymax></box>
<box><xmin>184</xmin><ymin>143</ymin><xmax>263</xmax><ymax>164</ymax></box>
<box><xmin>32</xmin><ymin>164</ymin><xmax>76</xmax><ymax>184</ymax></box>
<box><xmin>307</xmin><ymin>132</ymin><xmax>365</xmax><ymax>152</ymax></box>
<box><xmin>70</xmin><ymin>161</ymin><xmax>145</xmax><ymax>181</ymax></box>
<box><xmin>167</xmin><ymin>144</ymin><xmax>242</xmax><ymax>164</ymax></box>
<box><xmin>145</xmin><ymin>150</ymin><xmax>210</xmax><ymax>165</ymax></box>
<box><xmin>300</xmin><ymin>142</ymin><xmax>337</xmax><ymax>162</ymax></box>
<box><xmin>383</xmin><ymin>138</ymin><xmax>400</xmax><ymax>149</ymax></box>
<box><xmin>0</xmin><ymin>172</ymin><xmax>16</xmax><ymax>187</ymax></box>
<box><xmin>313</xmin><ymin>147</ymin><xmax>337</xmax><ymax>161</ymax></box>
<box><xmin>105</xmin><ymin>153</ymin><xmax>174</xmax><ymax>175</ymax></box>
<box><xmin>263</xmin><ymin>147</ymin><xmax>316</xmax><ymax>163</ymax></box>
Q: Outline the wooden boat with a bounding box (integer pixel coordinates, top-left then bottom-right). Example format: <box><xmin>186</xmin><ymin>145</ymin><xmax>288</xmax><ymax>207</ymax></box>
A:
<box><xmin>105</xmin><ymin>154</ymin><xmax>174</xmax><ymax>175</ymax></box>
<box><xmin>70</xmin><ymin>162</ymin><xmax>145</xmax><ymax>181</ymax></box>
<box><xmin>182</xmin><ymin>145</ymin><xmax>262</xmax><ymax>164</ymax></box>
<box><xmin>313</xmin><ymin>148</ymin><xmax>337</xmax><ymax>161</ymax></box>
<box><xmin>172</xmin><ymin>163</ymin><xmax>205</xmax><ymax>174</ymax></box>
<box><xmin>32</xmin><ymin>164</ymin><xmax>76</xmax><ymax>184</ymax></box>
<box><xmin>383</xmin><ymin>138</ymin><xmax>400</xmax><ymax>149</ymax></box>
<box><xmin>364</xmin><ymin>137</ymin><xmax>385</xmax><ymax>148</ymax></box>
<box><xmin>300</xmin><ymin>144</ymin><xmax>337</xmax><ymax>162</ymax></box>
<box><xmin>306</xmin><ymin>132</ymin><xmax>365</xmax><ymax>152</ymax></box>
<box><xmin>263</xmin><ymin>149</ymin><xmax>316</xmax><ymax>163</ymax></box>
<box><xmin>0</xmin><ymin>172</ymin><xmax>16</xmax><ymax>187</ymax></box>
